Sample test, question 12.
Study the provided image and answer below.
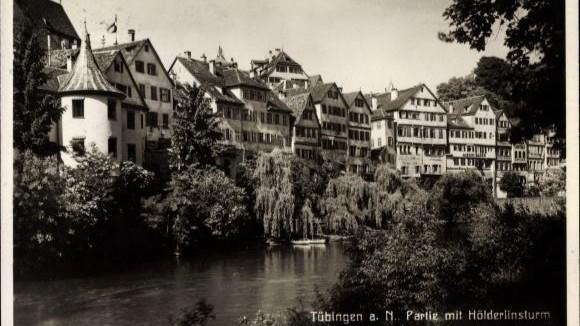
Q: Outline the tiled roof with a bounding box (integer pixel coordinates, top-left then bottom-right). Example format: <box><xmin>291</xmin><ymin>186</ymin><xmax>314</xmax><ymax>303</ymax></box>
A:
<box><xmin>58</xmin><ymin>32</ymin><xmax>125</xmax><ymax>98</ymax></box>
<box><xmin>94</xmin><ymin>52</ymin><xmax>117</xmax><ymax>71</ymax></box>
<box><xmin>308</xmin><ymin>75</ymin><xmax>323</xmax><ymax>87</ymax></box>
<box><xmin>286</xmin><ymin>82</ymin><xmax>335</xmax><ymax>103</ymax></box>
<box><xmin>369</xmin><ymin>84</ymin><xmax>424</xmax><ymax>120</ymax></box>
<box><xmin>222</xmin><ymin>69</ymin><xmax>270</xmax><ymax>90</ymax></box>
<box><xmin>46</xmin><ymin>48</ymin><xmax>79</xmax><ymax>69</ymax></box>
<box><xmin>342</xmin><ymin>91</ymin><xmax>370</xmax><ymax>109</ymax></box>
<box><xmin>283</xmin><ymin>92</ymin><xmax>312</xmax><ymax>119</ymax></box>
<box><xmin>443</xmin><ymin>95</ymin><xmax>485</xmax><ymax>115</ymax></box>
<box><xmin>267</xmin><ymin>93</ymin><xmax>293</xmax><ymax>113</ymax></box>
<box><xmin>16</xmin><ymin>0</ymin><xmax>80</xmax><ymax>41</ymax></box>
<box><xmin>252</xmin><ymin>50</ymin><xmax>303</xmax><ymax>77</ymax></box>
<box><xmin>175</xmin><ymin>56</ymin><xmax>243</xmax><ymax>105</ymax></box>
<box><xmin>40</xmin><ymin>67</ymin><xmax>68</xmax><ymax>93</ymax></box>
<box><xmin>94</xmin><ymin>39</ymin><xmax>149</xmax><ymax>65</ymax></box>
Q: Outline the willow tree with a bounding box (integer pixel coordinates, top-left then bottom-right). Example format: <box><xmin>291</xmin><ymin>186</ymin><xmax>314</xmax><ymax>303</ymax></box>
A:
<box><xmin>320</xmin><ymin>174</ymin><xmax>373</xmax><ymax>234</ymax></box>
<box><xmin>254</xmin><ymin>149</ymin><xmax>319</xmax><ymax>239</ymax></box>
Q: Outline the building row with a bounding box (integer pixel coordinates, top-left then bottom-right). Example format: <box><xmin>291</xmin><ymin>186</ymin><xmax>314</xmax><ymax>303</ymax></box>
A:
<box><xmin>27</xmin><ymin>0</ymin><xmax>562</xmax><ymax>192</ymax></box>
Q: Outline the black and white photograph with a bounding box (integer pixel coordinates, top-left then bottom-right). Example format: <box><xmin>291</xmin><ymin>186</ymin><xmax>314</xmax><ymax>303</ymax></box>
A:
<box><xmin>1</xmin><ymin>0</ymin><xmax>578</xmax><ymax>325</ymax></box>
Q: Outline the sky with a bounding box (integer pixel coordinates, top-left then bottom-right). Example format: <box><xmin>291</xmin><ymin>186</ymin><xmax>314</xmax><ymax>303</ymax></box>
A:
<box><xmin>62</xmin><ymin>0</ymin><xmax>509</xmax><ymax>94</ymax></box>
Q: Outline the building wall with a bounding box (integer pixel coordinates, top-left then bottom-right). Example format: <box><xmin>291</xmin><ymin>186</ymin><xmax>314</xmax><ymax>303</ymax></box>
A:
<box><xmin>393</xmin><ymin>87</ymin><xmax>447</xmax><ymax>177</ymax></box>
<box><xmin>316</xmin><ymin>85</ymin><xmax>349</xmax><ymax>164</ymax></box>
<box><xmin>347</xmin><ymin>94</ymin><xmax>372</xmax><ymax>174</ymax></box>
<box><xmin>292</xmin><ymin>104</ymin><xmax>320</xmax><ymax>162</ymax></box>
<box><xmin>59</xmin><ymin>95</ymin><xmax>122</xmax><ymax>166</ymax></box>
<box><xmin>105</xmin><ymin>54</ymin><xmax>147</xmax><ymax>165</ymax></box>
<box><xmin>229</xmin><ymin>88</ymin><xmax>292</xmax><ymax>154</ymax></box>
<box><xmin>128</xmin><ymin>43</ymin><xmax>174</xmax><ymax>142</ymax></box>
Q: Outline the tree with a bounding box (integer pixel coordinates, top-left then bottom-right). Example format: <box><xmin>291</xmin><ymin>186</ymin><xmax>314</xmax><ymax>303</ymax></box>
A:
<box><xmin>169</xmin><ymin>300</ymin><xmax>215</xmax><ymax>326</ymax></box>
<box><xmin>254</xmin><ymin>149</ymin><xmax>322</xmax><ymax>239</ymax></box>
<box><xmin>499</xmin><ymin>171</ymin><xmax>525</xmax><ymax>198</ymax></box>
<box><xmin>13</xmin><ymin>20</ymin><xmax>63</xmax><ymax>155</ymax></box>
<box><xmin>171</xmin><ymin>84</ymin><xmax>224</xmax><ymax>170</ymax></box>
<box><xmin>158</xmin><ymin>166</ymin><xmax>248</xmax><ymax>252</ymax></box>
<box><xmin>436</xmin><ymin>75</ymin><xmax>478</xmax><ymax>102</ymax></box>
<box><xmin>538</xmin><ymin>168</ymin><xmax>565</xmax><ymax>197</ymax></box>
<box><xmin>13</xmin><ymin>151</ymin><xmax>66</xmax><ymax>275</ymax></box>
<box><xmin>428</xmin><ymin>171</ymin><xmax>491</xmax><ymax>223</ymax></box>
<box><xmin>440</xmin><ymin>0</ymin><xmax>565</xmax><ymax>140</ymax></box>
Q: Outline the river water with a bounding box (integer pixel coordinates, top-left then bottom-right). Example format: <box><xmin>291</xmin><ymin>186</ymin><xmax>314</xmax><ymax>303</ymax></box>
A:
<box><xmin>14</xmin><ymin>242</ymin><xmax>348</xmax><ymax>326</ymax></box>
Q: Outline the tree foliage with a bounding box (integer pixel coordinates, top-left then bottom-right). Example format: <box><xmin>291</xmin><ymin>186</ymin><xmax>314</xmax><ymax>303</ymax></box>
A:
<box><xmin>324</xmin><ymin>171</ymin><xmax>565</xmax><ymax>322</ymax></box>
<box><xmin>538</xmin><ymin>168</ymin><xmax>565</xmax><ymax>197</ymax></box>
<box><xmin>171</xmin><ymin>84</ymin><xmax>224</xmax><ymax>170</ymax></box>
<box><xmin>13</xmin><ymin>20</ymin><xmax>63</xmax><ymax>155</ymax></box>
<box><xmin>440</xmin><ymin>0</ymin><xmax>565</xmax><ymax>139</ymax></box>
<box><xmin>14</xmin><ymin>151</ymin><xmax>66</xmax><ymax>274</ymax></box>
<box><xmin>499</xmin><ymin>171</ymin><xmax>525</xmax><ymax>198</ymax></box>
<box><xmin>155</xmin><ymin>166</ymin><xmax>248</xmax><ymax>251</ymax></box>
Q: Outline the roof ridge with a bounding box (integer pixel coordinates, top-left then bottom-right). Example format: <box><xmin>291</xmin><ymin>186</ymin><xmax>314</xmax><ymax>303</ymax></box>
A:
<box><xmin>443</xmin><ymin>94</ymin><xmax>485</xmax><ymax>104</ymax></box>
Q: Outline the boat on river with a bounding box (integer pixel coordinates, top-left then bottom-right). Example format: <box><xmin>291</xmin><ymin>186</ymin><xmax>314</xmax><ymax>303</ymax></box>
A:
<box><xmin>291</xmin><ymin>239</ymin><xmax>327</xmax><ymax>246</ymax></box>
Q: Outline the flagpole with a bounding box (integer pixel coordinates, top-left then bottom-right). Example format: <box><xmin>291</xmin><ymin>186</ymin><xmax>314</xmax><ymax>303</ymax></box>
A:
<box><xmin>114</xmin><ymin>14</ymin><xmax>118</xmax><ymax>45</ymax></box>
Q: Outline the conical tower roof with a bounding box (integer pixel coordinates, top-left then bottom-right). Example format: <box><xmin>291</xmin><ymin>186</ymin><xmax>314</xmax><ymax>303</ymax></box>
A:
<box><xmin>59</xmin><ymin>28</ymin><xmax>125</xmax><ymax>98</ymax></box>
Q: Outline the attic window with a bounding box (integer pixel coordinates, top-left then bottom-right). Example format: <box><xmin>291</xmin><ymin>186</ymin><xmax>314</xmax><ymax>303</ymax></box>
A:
<box><xmin>145</xmin><ymin>45</ymin><xmax>149</xmax><ymax>52</ymax></box>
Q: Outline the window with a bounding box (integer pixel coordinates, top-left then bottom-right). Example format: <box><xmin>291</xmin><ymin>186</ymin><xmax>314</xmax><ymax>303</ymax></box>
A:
<box><xmin>72</xmin><ymin>99</ymin><xmax>84</xmax><ymax>118</ymax></box>
<box><xmin>150</xmin><ymin>86</ymin><xmax>158</xmax><ymax>101</ymax></box>
<box><xmin>127</xmin><ymin>144</ymin><xmax>136</xmax><ymax>162</ymax></box>
<box><xmin>147</xmin><ymin>63</ymin><xmax>157</xmax><ymax>75</ymax></box>
<box><xmin>139</xmin><ymin>84</ymin><xmax>146</xmax><ymax>98</ymax></box>
<box><xmin>108</xmin><ymin>137</ymin><xmax>117</xmax><ymax>158</ymax></box>
<box><xmin>107</xmin><ymin>99</ymin><xmax>116</xmax><ymax>120</ymax></box>
<box><xmin>127</xmin><ymin>111</ymin><xmax>135</xmax><ymax>129</ymax></box>
<box><xmin>147</xmin><ymin>112</ymin><xmax>158</xmax><ymax>127</ymax></box>
<box><xmin>160</xmin><ymin>88</ymin><xmax>171</xmax><ymax>102</ymax></box>
<box><xmin>162</xmin><ymin>114</ymin><xmax>169</xmax><ymax>128</ymax></box>
<box><xmin>135</xmin><ymin>60</ymin><xmax>145</xmax><ymax>73</ymax></box>
<box><xmin>141</xmin><ymin>114</ymin><xmax>144</xmax><ymax>128</ymax></box>
<box><xmin>71</xmin><ymin>138</ymin><xmax>85</xmax><ymax>156</ymax></box>
<box><xmin>114</xmin><ymin>61</ymin><xmax>123</xmax><ymax>73</ymax></box>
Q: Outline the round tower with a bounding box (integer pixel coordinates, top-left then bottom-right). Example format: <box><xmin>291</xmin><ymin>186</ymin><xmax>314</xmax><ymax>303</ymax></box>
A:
<box><xmin>57</xmin><ymin>28</ymin><xmax>125</xmax><ymax>166</ymax></box>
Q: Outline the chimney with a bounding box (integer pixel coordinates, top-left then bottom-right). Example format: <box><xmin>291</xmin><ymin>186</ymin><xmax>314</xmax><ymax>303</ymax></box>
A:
<box><xmin>128</xmin><ymin>29</ymin><xmax>135</xmax><ymax>42</ymax></box>
<box><xmin>391</xmin><ymin>88</ymin><xmax>398</xmax><ymax>100</ymax></box>
<box><xmin>201</xmin><ymin>53</ymin><xmax>207</xmax><ymax>63</ymax></box>
<box><xmin>209</xmin><ymin>60</ymin><xmax>216</xmax><ymax>75</ymax></box>
<box><xmin>372</xmin><ymin>96</ymin><xmax>378</xmax><ymax>111</ymax></box>
<box><xmin>66</xmin><ymin>53</ymin><xmax>73</xmax><ymax>71</ymax></box>
<box><xmin>184</xmin><ymin>51</ymin><xmax>191</xmax><ymax>59</ymax></box>
<box><xmin>72</xmin><ymin>39</ymin><xmax>78</xmax><ymax>50</ymax></box>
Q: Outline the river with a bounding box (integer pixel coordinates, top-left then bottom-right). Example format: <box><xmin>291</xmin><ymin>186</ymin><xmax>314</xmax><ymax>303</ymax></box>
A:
<box><xmin>14</xmin><ymin>242</ymin><xmax>348</xmax><ymax>326</ymax></box>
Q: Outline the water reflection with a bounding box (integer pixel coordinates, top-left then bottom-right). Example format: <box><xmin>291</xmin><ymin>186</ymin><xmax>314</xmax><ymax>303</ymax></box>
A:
<box><xmin>15</xmin><ymin>242</ymin><xmax>347</xmax><ymax>326</ymax></box>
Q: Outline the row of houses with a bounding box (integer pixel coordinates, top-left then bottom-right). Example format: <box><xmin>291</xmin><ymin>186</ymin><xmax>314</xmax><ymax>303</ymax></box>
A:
<box><xmin>25</xmin><ymin>0</ymin><xmax>562</xmax><ymax>191</ymax></box>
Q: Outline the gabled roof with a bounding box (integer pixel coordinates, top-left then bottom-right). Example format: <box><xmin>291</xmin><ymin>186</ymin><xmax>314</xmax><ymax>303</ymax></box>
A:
<box><xmin>222</xmin><ymin>69</ymin><xmax>270</xmax><ymax>90</ymax></box>
<box><xmin>93</xmin><ymin>52</ymin><xmax>117</xmax><ymax>72</ymax></box>
<box><xmin>94</xmin><ymin>39</ymin><xmax>149</xmax><ymax>65</ymax></box>
<box><xmin>15</xmin><ymin>0</ymin><xmax>80</xmax><ymax>42</ymax></box>
<box><xmin>308</xmin><ymin>75</ymin><xmax>323</xmax><ymax>87</ymax></box>
<box><xmin>267</xmin><ymin>93</ymin><xmax>293</xmax><ymax>113</ymax></box>
<box><xmin>283</xmin><ymin>92</ymin><xmax>316</xmax><ymax>120</ymax></box>
<box><xmin>252</xmin><ymin>49</ymin><xmax>305</xmax><ymax>77</ymax></box>
<box><xmin>58</xmin><ymin>32</ymin><xmax>125</xmax><ymax>98</ymax></box>
<box><xmin>443</xmin><ymin>95</ymin><xmax>485</xmax><ymax>116</ymax></box>
<box><xmin>95</xmin><ymin>39</ymin><xmax>174</xmax><ymax>87</ymax></box>
<box><xmin>369</xmin><ymin>84</ymin><xmax>423</xmax><ymax>120</ymax></box>
<box><xmin>343</xmin><ymin>91</ymin><xmax>371</xmax><ymax>111</ymax></box>
<box><xmin>169</xmin><ymin>56</ymin><xmax>242</xmax><ymax>105</ymax></box>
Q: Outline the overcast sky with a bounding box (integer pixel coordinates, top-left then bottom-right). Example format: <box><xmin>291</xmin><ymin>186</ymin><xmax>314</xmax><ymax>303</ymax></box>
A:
<box><xmin>63</xmin><ymin>0</ymin><xmax>508</xmax><ymax>94</ymax></box>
